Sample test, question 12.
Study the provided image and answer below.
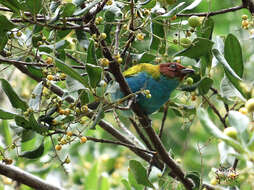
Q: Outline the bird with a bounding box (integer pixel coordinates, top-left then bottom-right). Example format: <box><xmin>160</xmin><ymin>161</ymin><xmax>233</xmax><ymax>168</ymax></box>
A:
<box><xmin>110</xmin><ymin>62</ymin><xmax>194</xmax><ymax>115</ymax></box>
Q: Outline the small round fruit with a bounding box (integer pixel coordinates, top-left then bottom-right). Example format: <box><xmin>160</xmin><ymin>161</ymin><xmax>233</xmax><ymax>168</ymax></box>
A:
<box><xmin>117</xmin><ymin>57</ymin><xmax>123</xmax><ymax>64</ymax></box>
<box><xmin>242</xmin><ymin>14</ymin><xmax>248</xmax><ymax>20</ymax></box>
<box><xmin>60</xmin><ymin>73</ymin><xmax>67</xmax><ymax>80</ymax></box>
<box><xmin>136</xmin><ymin>33</ymin><xmax>144</xmax><ymax>40</ymax></box>
<box><xmin>100</xmin><ymin>58</ymin><xmax>109</xmax><ymax>67</ymax></box>
<box><xmin>239</xmin><ymin>107</ymin><xmax>248</xmax><ymax>115</ymax></box>
<box><xmin>55</xmin><ymin>144</ymin><xmax>62</xmax><ymax>151</ymax></box>
<box><xmin>186</xmin><ymin>77</ymin><xmax>193</xmax><ymax>85</ymax></box>
<box><xmin>210</xmin><ymin>178</ymin><xmax>218</xmax><ymax>185</ymax></box>
<box><xmin>188</xmin><ymin>16</ymin><xmax>201</xmax><ymax>28</ymax></box>
<box><xmin>81</xmin><ymin>105</ymin><xmax>88</xmax><ymax>113</ymax></box>
<box><xmin>242</xmin><ymin>20</ymin><xmax>249</xmax><ymax>28</ymax></box>
<box><xmin>46</xmin><ymin>57</ymin><xmax>53</xmax><ymax>64</ymax></box>
<box><xmin>106</xmin><ymin>0</ymin><xmax>113</xmax><ymax>5</ymax></box>
<box><xmin>16</xmin><ymin>31</ymin><xmax>22</xmax><ymax>37</ymax></box>
<box><xmin>58</xmin><ymin>108</ymin><xmax>65</xmax><ymax>115</ymax></box>
<box><xmin>47</xmin><ymin>74</ymin><xmax>54</xmax><ymax>81</ymax></box>
<box><xmin>99</xmin><ymin>33</ymin><xmax>107</xmax><ymax>40</ymax></box>
<box><xmin>64</xmin><ymin>109</ymin><xmax>70</xmax><ymax>115</ymax></box>
<box><xmin>171</xmin><ymin>15</ymin><xmax>177</xmax><ymax>20</ymax></box>
<box><xmin>191</xmin><ymin>95</ymin><xmax>196</xmax><ymax>101</ymax></box>
<box><xmin>80</xmin><ymin>136</ymin><xmax>87</xmax><ymax>144</ymax></box>
<box><xmin>65</xmin><ymin>156</ymin><xmax>71</xmax><ymax>164</ymax></box>
<box><xmin>245</xmin><ymin>98</ymin><xmax>254</xmax><ymax>112</ymax></box>
<box><xmin>66</xmin><ymin>131</ymin><xmax>73</xmax><ymax>137</ymax></box>
<box><xmin>180</xmin><ymin>38</ymin><xmax>192</xmax><ymax>48</ymax></box>
<box><xmin>223</xmin><ymin>127</ymin><xmax>237</xmax><ymax>140</ymax></box>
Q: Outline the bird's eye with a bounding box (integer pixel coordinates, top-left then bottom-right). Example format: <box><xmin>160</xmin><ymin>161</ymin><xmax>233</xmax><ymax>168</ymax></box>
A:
<box><xmin>169</xmin><ymin>64</ymin><xmax>176</xmax><ymax>69</ymax></box>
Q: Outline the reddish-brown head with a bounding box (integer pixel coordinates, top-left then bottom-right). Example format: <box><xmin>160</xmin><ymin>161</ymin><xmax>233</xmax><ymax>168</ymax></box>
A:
<box><xmin>159</xmin><ymin>62</ymin><xmax>194</xmax><ymax>80</ymax></box>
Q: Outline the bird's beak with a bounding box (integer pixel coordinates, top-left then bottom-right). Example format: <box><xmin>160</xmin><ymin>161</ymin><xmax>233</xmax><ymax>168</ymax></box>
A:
<box><xmin>180</xmin><ymin>68</ymin><xmax>194</xmax><ymax>74</ymax></box>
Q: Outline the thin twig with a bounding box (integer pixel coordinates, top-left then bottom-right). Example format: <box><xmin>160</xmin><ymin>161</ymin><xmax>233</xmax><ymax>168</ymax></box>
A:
<box><xmin>202</xmin><ymin>96</ymin><xmax>227</xmax><ymax>129</ymax></box>
<box><xmin>159</xmin><ymin>104</ymin><xmax>169</xmax><ymax>138</ymax></box>
<box><xmin>177</xmin><ymin>5</ymin><xmax>243</xmax><ymax>17</ymax></box>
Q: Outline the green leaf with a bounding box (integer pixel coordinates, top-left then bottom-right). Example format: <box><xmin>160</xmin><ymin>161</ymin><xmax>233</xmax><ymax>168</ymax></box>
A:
<box><xmin>224</xmin><ymin>34</ymin><xmax>243</xmax><ymax>77</ymax></box>
<box><xmin>212</xmin><ymin>49</ymin><xmax>250</xmax><ymax>99</ymax></box>
<box><xmin>84</xmin><ymin>162</ymin><xmax>99</xmax><ymax>190</ymax></box>
<box><xmin>76</xmin><ymin>29</ymin><xmax>89</xmax><ymax>49</ymax></box>
<box><xmin>99</xmin><ymin>176</ymin><xmax>110</xmax><ymax>190</ymax></box>
<box><xmin>198</xmin><ymin>77</ymin><xmax>213</xmax><ymax>95</ymax></box>
<box><xmin>55</xmin><ymin>60</ymin><xmax>89</xmax><ymax>88</ymax></box>
<box><xmin>128</xmin><ymin>168</ymin><xmax>144</xmax><ymax>190</ymax></box>
<box><xmin>86</xmin><ymin>64</ymin><xmax>102</xmax><ymax>88</ymax></box>
<box><xmin>0</xmin><ymin>32</ymin><xmax>8</xmax><ymax>51</ymax></box>
<box><xmin>0</xmin><ymin>109</ymin><xmax>17</xmax><ymax>119</ymax></box>
<box><xmin>73</xmin><ymin>0</ymin><xmax>85</xmax><ymax>6</ymax></box>
<box><xmin>196</xmin><ymin>18</ymin><xmax>214</xmax><ymax>39</ymax></box>
<box><xmin>1</xmin><ymin>120</ymin><xmax>12</xmax><ymax>146</ymax></box>
<box><xmin>0</xmin><ymin>0</ymin><xmax>22</xmax><ymax>13</ymax></box>
<box><xmin>87</xmin><ymin>41</ymin><xmax>97</xmax><ymax>65</ymax></box>
<box><xmin>150</xmin><ymin>17</ymin><xmax>164</xmax><ymax>51</ymax></box>
<box><xmin>15</xmin><ymin>116</ymin><xmax>31</xmax><ymax>129</ymax></box>
<box><xmin>20</xmin><ymin>140</ymin><xmax>44</xmax><ymax>159</ymax></box>
<box><xmin>61</xmin><ymin>3</ymin><xmax>76</xmax><ymax>17</ymax></box>
<box><xmin>0</xmin><ymin>15</ymin><xmax>16</xmax><ymax>32</ymax></box>
<box><xmin>182</xmin><ymin>0</ymin><xmax>202</xmax><ymax>11</ymax></box>
<box><xmin>197</xmin><ymin>108</ymin><xmax>245</xmax><ymax>153</ymax></box>
<box><xmin>28</xmin><ymin>82</ymin><xmax>43</xmax><ymax>111</ymax></box>
<box><xmin>129</xmin><ymin>160</ymin><xmax>154</xmax><ymax>188</ymax></box>
<box><xmin>1</xmin><ymin>79</ymin><xmax>28</xmax><ymax>111</ymax></box>
<box><xmin>121</xmin><ymin>179</ymin><xmax>131</xmax><ymax>190</ymax></box>
<box><xmin>25</xmin><ymin>0</ymin><xmax>42</xmax><ymax>14</ymax></box>
<box><xmin>21</xmin><ymin>130</ymin><xmax>36</xmax><ymax>142</ymax></box>
<box><xmin>212</xmin><ymin>49</ymin><xmax>241</xmax><ymax>80</ymax></box>
<box><xmin>138</xmin><ymin>53</ymin><xmax>156</xmax><ymax>63</ymax></box>
<box><xmin>27</xmin><ymin>65</ymin><xmax>43</xmax><ymax>78</ymax></box>
<box><xmin>73</xmin><ymin>0</ymin><xmax>100</xmax><ymax>16</ymax></box>
<box><xmin>175</xmin><ymin>38</ymin><xmax>214</xmax><ymax>59</ymax></box>
<box><xmin>140</xmin><ymin>0</ymin><xmax>156</xmax><ymax>9</ymax></box>
<box><xmin>228</xmin><ymin>111</ymin><xmax>249</xmax><ymax>134</ymax></box>
<box><xmin>220</xmin><ymin>76</ymin><xmax>243</xmax><ymax>99</ymax></box>
<box><xmin>104</xmin><ymin>11</ymin><xmax>115</xmax><ymax>43</ymax></box>
<box><xmin>155</xmin><ymin>2</ymin><xmax>185</xmax><ymax>19</ymax></box>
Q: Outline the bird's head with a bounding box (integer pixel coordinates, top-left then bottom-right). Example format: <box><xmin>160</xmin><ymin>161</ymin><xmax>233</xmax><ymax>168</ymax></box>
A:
<box><xmin>159</xmin><ymin>62</ymin><xmax>194</xmax><ymax>80</ymax></box>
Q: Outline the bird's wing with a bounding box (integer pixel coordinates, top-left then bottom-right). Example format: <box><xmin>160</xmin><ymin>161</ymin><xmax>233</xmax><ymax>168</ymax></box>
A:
<box><xmin>123</xmin><ymin>63</ymin><xmax>160</xmax><ymax>79</ymax></box>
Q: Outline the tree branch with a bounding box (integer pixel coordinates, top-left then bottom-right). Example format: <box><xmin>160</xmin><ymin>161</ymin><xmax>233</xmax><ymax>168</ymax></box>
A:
<box><xmin>177</xmin><ymin>5</ymin><xmax>243</xmax><ymax>17</ymax></box>
<box><xmin>0</xmin><ymin>163</ymin><xmax>63</xmax><ymax>190</ymax></box>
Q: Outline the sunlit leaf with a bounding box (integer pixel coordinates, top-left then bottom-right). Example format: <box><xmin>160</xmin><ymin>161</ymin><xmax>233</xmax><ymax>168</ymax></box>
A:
<box><xmin>1</xmin><ymin>79</ymin><xmax>28</xmax><ymax>111</ymax></box>
<box><xmin>0</xmin><ymin>109</ymin><xmax>17</xmax><ymax>119</ymax></box>
<box><xmin>86</xmin><ymin>63</ymin><xmax>102</xmax><ymax>88</ymax></box>
<box><xmin>20</xmin><ymin>140</ymin><xmax>44</xmax><ymax>159</ymax></box>
<box><xmin>175</xmin><ymin>38</ymin><xmax>214</xmax><ymax>59</ymax></box>
<box><xmin>129</xmin><ymin>160</ymin><xmax>154</xmax><ymax>188</ymax></box>
<box><xmin>1</xmin><ymin>120</ymin><xmax>12</xmax><ymax>146</ymax></box>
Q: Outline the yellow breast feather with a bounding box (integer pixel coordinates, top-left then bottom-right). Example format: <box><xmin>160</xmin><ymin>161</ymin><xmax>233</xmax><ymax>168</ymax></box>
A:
<box><xmin>123</xmin><ymin>63</ymin><xmax>160</xmax><ymax>79</ymax></box>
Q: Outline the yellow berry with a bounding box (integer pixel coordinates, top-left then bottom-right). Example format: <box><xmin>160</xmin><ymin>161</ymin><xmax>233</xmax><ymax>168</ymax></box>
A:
<box><xmin>16</xmin><ymin>31</ymin><xmax>22</xmax><ymax>37</ymax></box>
<box><xmin>223</xmin><ymin>127</ymin><xmax>237</xmax><ymax>140</ymax></box>
<box><xmin>46</xmin><ymin>57</ymin><xmax>53</xmax><ymax>64</ymax></box>
<box><xmin>80</xmin><ymin>136</ymin><xmax>87</xmax><ymax>144</ymax></box>
<box><xmin>100</xmin><ymin>58</ymin><xmax>109</xmax><ymax>67</ymax></box>
<box><xmin>136</xmin><ymin>33</ymin><xmax>144</xmax><ymax>40</ymax></box>
<box><xmin>143</xmin><ymin>9</ymin><xmax>150</xmax><ymax>15</ymax></box>
<box><xmin>144</xmin><ymin>89</ymin><xmax>150</xmax><ymax>95</ymax></box>
<box><xmin>47</xmin><ymin>74</ymin><xmax>54</xmax><ymax>81</ymax></box>
<box><xmin>210</xmin><ymin>178</ymin><xmax>218</xmax><ymax>185</ymax></box>
<box><xmin>60</xmin><ymin>73</ymin><xmax>67</xmax><ymax>80</ymax></box>
<box><xmin>242</xmin><ymin>14</ymin><xmax>248</xmax><ymax>20</ymax></box>
<box><xmin>52</xmin><ymin>119</ymin><xmax>58</xmax><ymax>125</ymax></box>
<box><xmin>66</xmin><ymin>131</ymin><xmax>73</xmax><ymax>137</ymax></box>
<box><xmin>58</xmin><ymin>108</ymin><xmax>65</xmax><ymax>115</ymax></box>
<box><xmin>65</xmin><ymin>156</ymin><xmax>71</xmax><ymax>164</ymax></box>
<box><xmin>99</xmin><ymin>33</ymin><xmax>107</xmax><ymax>40</ymax></box>
<box><xmin>242</xmin><ymin>20</ymin><xmax>249</xmax><ymax>28</ymax></box>
<box><xmin>64</xmin><ymin>109</ymin><xmax>71</xmax><ymax>115</ymax></box>
<box><xmin>117</xmin><ymin>57</ymin><xmax>123</xmax><ymax>64</ymax></box>
<box><xmin>92</xmin><ymin>34</ymin><xmax>97</xmax><ymax>40</ymax></box>
<box><xmin>106</xmin><ymin>0</ymin><xmax>113</xmax><ymax>5</ymax></box>
<box><xmin>146</xmin><ymin>94</ymin><xmax>152</xmax><ymax>99</ymax></box>
<box><xmin>97</xmin><ymin>16</ymin><xmax>103</xmax><ymax>22</ymax></box>
<box><xmin>245</xmin><ymin>98</ymin><xmax>254</xmax><ymax>112</ymax></box>
<box><xmin>239</xmin><ymin>107</ymin><xmax>248</xmax><ymax>115</ymax></box>
<box><xmin>186</xmin><ymin>77</ymin><xmax>193</xmax><ymax>85</ymax></box>
<box><xmin>171</xmin><ymin>15</ymin><xmax>177</xmax><ymax>20</ymax></box>
<box><xmin>81</xmin><ymin>105</ymin><xmax>88</xmax><ymax>113</ymax></box>
<box><xmin>55</xmin><ymin>144</ymin><xmax>62</xmax><ymax>151</ymax></box>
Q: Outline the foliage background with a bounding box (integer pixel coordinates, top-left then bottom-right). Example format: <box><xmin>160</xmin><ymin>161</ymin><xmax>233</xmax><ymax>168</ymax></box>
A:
<box><xmin>0</xmin><ymin>0</ymin><xmax>254</xmax><ymax>190</ymax></box>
